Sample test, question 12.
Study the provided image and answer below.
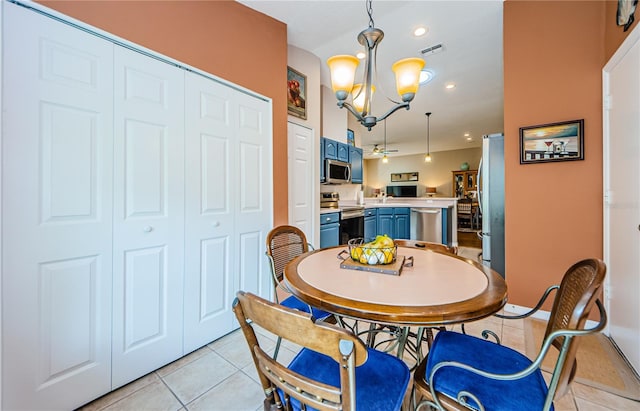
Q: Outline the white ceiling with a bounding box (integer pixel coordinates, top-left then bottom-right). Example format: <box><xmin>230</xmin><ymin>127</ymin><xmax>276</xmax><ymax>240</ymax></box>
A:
<box><xmin>238</xmin><ymin>0</ymin><xmax>504</xmax><ymax>158</ymax></box>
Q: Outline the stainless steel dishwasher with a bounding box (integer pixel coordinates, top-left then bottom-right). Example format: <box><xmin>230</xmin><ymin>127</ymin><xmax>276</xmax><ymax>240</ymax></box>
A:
<box><xmin>410</xmin><ymin>208</ymin><xmax>443</xmax><ymax>243</ymax></box>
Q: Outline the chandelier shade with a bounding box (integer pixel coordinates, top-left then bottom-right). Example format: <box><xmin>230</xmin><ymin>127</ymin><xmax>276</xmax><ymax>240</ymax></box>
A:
<box><xmin>327</xmin><ymin>0</ymin><xmax>425</xmax><ymax>130</ymax></box>
<box><xmin>327</xmin><ymin>55</ymin><xmax>359</xmax><ymax>99</ymax></box>
<box><xmin>352</xmin><ymin>84</ymin><xmax>376</xmax><ymax>112</ymax></box>
<box><xmin>392</xmin><ymin>58</ymin><xmax>425</xmax><ymax>98</ymax></box>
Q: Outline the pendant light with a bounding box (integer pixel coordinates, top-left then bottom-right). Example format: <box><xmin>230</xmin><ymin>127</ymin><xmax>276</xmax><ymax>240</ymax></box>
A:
<box><xmin>382</xmin><ymin>119</ymin><xmax>389</xmax><ymax>163</ymax></box>
<box><xmin>424</xmin><ymin>112</ymin><xmax>432</xmax><ymax>162</ymax></box>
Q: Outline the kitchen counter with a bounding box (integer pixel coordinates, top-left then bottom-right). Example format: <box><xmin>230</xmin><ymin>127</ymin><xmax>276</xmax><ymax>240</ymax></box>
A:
<box><xmin>335</xmin><ymin>198</ymin><xmax>460</xmax><ymax>246</ymax></box>
<box><xmin>320</xmin><ymin>208</ymin><xmax>341</xmax><ymax>215</ymax></box>
<box><xmin>340</xmin><ymin>197</ymin><xmax>459</xmax><ymax>208</ymax></box>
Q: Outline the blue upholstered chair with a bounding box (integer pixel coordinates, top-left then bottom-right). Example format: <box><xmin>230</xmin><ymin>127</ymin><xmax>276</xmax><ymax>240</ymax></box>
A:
<box><xmin>413</xmin><ymin>258</ymin><xmax>607</xmax><ymax>411</ymax></box>
<box><xmin>266</xmin><ymin>225</ymin><xmax>333</xmax><ymax>358</ymax></box>
<box><xmin>233</xmin><ymin>291</ymin><xmax>411</xmax><ymax>411</ymax></box>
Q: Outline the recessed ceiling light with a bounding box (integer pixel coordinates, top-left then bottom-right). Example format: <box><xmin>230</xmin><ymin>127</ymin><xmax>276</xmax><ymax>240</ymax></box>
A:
<box><xmin>419</xmin><ymin>69</ymin><xmax>434</xmax><ymax>85</ymax></box>
<box><xmin>464</xmin><ymin>133</ymin><xmax>470</xmax><ymax>137</ymax></box>
<box><xmin>466</xmin><ymin>137</ymin><xmax>473</xmax><ymax>141</ymax></box>
<box><xmin>356</xmin><ymin>51</ymin><xmax>366</xmax><ymax>59</ymax></box>
<box><xmin>413</xmin><ymin>26</ymin><xmax>428</xmax><ymax>37</ymax></box>
<box><xmin>445</xmin><ymin>83</ymin><xmax>456</xmax><ymax>89</ymax></box>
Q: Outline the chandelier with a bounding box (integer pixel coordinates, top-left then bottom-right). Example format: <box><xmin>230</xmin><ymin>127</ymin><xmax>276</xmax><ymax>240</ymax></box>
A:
<box><xmin>327</xmin><ymin>0</ymin><xmax>425</xmax><ymax>131</ymax></box>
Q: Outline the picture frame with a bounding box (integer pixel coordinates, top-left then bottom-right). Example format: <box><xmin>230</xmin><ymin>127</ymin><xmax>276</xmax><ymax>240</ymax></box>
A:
<box><xmin>519</xmin><ymin>119</ymin><xmax>584</xmax><ymax>164</ymax></box>
<box><xmin>287</xmin><ymin>66</ymin><xmax>307</xmax><ymax>119</ymax></box>
<box><xmin>390</xmin><ymin>172</ymin><xmax>419</xmax><ymax>182</ymax></box>
<box><xmin>347</xmin><ymin>129</ymin><xmax>355</xmax><ymax>146</ymax></box>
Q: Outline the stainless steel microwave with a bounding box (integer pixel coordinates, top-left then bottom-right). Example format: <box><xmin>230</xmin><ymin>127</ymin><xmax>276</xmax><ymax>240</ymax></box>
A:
<box><xmin>324</xmin><ymin>159</ymin><xmax>351</xmax><ymax>184</ymax></box>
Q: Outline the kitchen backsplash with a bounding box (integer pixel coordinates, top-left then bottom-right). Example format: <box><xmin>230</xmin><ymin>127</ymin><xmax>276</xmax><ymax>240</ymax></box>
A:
<box><xmin>320</xmin><ymin>183</ymin><xmax>362</xmax><ymax>202</ymax></box>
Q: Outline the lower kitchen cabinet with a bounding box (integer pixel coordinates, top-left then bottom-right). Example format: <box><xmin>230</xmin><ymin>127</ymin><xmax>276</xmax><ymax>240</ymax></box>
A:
<box><xmin>376</xmin><ymin>207</ymin><xmax>410</xmax><ymax>239</ymax></box>
<box><xmin>320</xmin><ymin>212</ymin><xmax>340</xmax><ymax>248</ymax></box>
<box><xmin>364</xmin><ymin>208</ymin><xmax>378</xmax><ymax>242</ymax></box>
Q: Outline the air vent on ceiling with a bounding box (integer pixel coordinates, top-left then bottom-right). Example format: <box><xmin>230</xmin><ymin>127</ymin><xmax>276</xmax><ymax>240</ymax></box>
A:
<box><xmin>420</xmin><ymin>43</ymin><xmax>444</xmax><ymax>55</ymax></box>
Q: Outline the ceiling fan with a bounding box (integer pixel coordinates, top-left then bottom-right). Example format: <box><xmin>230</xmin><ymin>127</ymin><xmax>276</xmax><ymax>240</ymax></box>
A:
<box><xmin>370</xmin><ymin>144</ymin><xmax>399</xmax><ymax>155</ymax></box>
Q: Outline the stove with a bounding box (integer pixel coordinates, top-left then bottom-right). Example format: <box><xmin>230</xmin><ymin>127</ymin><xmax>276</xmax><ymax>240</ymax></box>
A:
<box><xmin>320</xmin><ymin>192</ymin><xmax>365</xmax><ymax>244</ymax></box>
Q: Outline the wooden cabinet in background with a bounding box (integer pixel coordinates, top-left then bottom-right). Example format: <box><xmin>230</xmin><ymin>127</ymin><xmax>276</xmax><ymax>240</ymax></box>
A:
<box><xmin>452</xmin><ymin>170</ymin><xmax>478</xmax><ymax>198</ymax></box>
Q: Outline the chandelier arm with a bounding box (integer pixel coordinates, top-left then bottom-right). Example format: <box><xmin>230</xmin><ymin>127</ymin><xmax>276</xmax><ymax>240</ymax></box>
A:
<box><xmin>337</xmin><ymin>101</ymin><xmax>367</xmax><ymax>124</ymax></box>
<box><xmin>375</xmin><ymin>101</ymin><xmax>411</xmax><ymax>124</ymax></box>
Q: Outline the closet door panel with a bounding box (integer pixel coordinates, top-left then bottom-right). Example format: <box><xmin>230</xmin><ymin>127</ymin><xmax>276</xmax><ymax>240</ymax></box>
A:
<box><xmin>112</xmin><ymin>46</ymin><xmax>185</xmax><ymax>387</ymax></box>
<box><xmin>184</xmin><ymin>73</ymin><xmax>236</xmax><ymax>352</ymax></box>
<box><xmin>235</xmin><ymin>93</ymin><xmax>273</xmax><ymax>298</ymax></box>
<box><xmin>2</xmin><ymin>3</ymin><xmax>114</xmax><ymax>409</ymax></box>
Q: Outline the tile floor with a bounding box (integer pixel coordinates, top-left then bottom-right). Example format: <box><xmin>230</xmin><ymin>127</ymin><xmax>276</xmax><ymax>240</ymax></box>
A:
<box><xmin>79</xmin><ymin>248</ymin><xmax>639</xmax><ymax>411</ymax></box>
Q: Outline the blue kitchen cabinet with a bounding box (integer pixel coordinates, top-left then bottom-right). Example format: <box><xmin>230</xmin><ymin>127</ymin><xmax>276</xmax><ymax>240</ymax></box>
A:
<box><xmin>323</xmin><ymin>138</ymin><xmax>338</xmax><ymax>160</ymax></box>
<box><xmin>337</xmin><ymin>142</ymin><xmax>350</xmax><ymax>162</ymax></box>
<box><xmin>320</xmin><ymin>137</ymin><xmax>325</xmax><ymax>183</ymax></box>
<box><xmin>376</xmin><ymin>208</ymin><xmax>395</xmax><ymax>238</ymax></box>
<box><xmin>320</xmin><ymin>212</ymin><xmax>340</xmax><ymax>248</ymax></box>
<box><xmin>363</xmin><ymin>208</ymin><xmax>377</xmax><ymax>242</ymax></box>
<box><xmin>394</xmin><ymin>208</ymin><xmax>410</xmax><ymax>239</ymax></box>
<box><xmin>376</xmin><ymin>207</ymin><xmax>410</xmax><ymax>239</ymax></box>
<box><xmin>349</xmin><ymin>146</ymin><xmax>363</xmax><ymax>184</ymax></box>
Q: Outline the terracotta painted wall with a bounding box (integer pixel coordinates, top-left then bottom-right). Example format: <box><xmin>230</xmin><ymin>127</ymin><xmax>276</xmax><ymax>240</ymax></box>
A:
<box><xmin>40</xmin><ymin>0</ymin><xmax>290</xmax><ymax>226</ymax></box>
<box><xmin>503</xmin><ymin>1</ymin><xmax>607</xmax><ymax>308</ymax></box>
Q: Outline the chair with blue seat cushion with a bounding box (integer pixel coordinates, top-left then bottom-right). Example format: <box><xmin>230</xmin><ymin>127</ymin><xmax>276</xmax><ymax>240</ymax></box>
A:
<box><xmin>413</xmin><ymin>258</ymin><xmax>607</xmax><ymax>411</ymax></box>
<box><xmin>233</xmin><ymin>291</ymin><xmax>411</xmax><ymax>411</ymax></box>
<box><xmin>266</xmin><ymin>225</ymin><xmax>334</xmax><ymax>358</ymax></box>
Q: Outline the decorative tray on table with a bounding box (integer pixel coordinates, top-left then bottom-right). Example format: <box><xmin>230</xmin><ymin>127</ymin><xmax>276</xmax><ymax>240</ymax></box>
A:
<box><xmin>337</xmin><ymin>237</ymin><xmax>413</xmax><ymax>276</ymax></box>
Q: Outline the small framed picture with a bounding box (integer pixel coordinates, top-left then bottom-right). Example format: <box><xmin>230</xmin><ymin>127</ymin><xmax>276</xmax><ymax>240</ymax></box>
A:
<box><xmin>519</xmin><ymin>119</ymin><xmax>584</xmax><ymax>164</ymax></box>
<box><xmin>287</xmin><ymin>66</ymin><xmax>307</xmax><ymax>119</ymax></box>
<box><xmin>347</xmin><ymin>129</ymin><xmax>355</xmax><ymax>146</ymax></box>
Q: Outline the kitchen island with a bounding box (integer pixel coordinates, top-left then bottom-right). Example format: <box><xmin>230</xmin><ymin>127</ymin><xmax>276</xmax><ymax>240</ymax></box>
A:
<box><xmin>340</xmin><ymin>197</ymin><xmax>459</xmax><ymax>246</ymax></box>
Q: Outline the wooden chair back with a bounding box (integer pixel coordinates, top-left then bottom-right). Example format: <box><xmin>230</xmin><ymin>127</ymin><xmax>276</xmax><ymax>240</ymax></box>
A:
<box><xmin>233</xmin><ymin>291</ymin><xmax>368</xmax><ymax>411</ymax></box>
<box><xmin>394</xmin><ymin>239</ymin><xmax>458</xmax><ymax>255</ymax></box>
<box><xmin>544</xmin><ymin>258</ymin><xmax>606</xmax><ymax>398</ymax></box>
<box><xmin>265</xmin><ymin>225</ymin><xmax>310</xmax><ymax>287</ymax></box>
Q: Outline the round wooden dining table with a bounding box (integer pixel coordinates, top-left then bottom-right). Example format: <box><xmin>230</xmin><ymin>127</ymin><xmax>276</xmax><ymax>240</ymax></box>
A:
<box><xmin>283</xmin><ymin>245</ymin><xmax>507</xmax><ymax>327</ymax></box>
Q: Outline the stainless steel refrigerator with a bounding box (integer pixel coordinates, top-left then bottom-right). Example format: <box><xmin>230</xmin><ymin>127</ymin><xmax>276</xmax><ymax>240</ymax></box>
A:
<box><xmin>478</xmin><ymin>133</ymin><xmax>505</xmax><ymax>278</ymax></box>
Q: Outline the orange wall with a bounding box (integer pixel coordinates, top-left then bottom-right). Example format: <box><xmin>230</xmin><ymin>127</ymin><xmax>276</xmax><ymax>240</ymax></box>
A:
<box><xmin>40</xmin><ymin>0</ymin><xmax>290</xmax><ymax>226</ymax></box>
<box><xmin>504</xmin><ymin>1</ymin><xmax>607</xmax><ymax>308</ymax></box>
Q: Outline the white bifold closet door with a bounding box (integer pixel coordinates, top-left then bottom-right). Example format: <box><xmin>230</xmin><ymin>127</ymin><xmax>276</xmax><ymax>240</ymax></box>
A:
<box><xmin>111</xmin><ymin>46</ymin><xmax>185</xmax><ymax>388</ymax></box>
<box><xmin>183</xmin><ymin>72</ymin><xmax>273</xmax><ymax>353</ymax></box>
<box><xmin>2</xmin><ymin>2</ymin><xmax>273</xmax><ymax>408</ymax></box>
<box><xmin>2</xmin><ymin>3</ymin><xmax>114</xmax><ymax>409</ymax></box>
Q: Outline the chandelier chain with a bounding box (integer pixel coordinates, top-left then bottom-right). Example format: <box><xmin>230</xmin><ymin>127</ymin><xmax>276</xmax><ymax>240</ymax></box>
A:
<box><xmin>366</xmin><ymin>0</ymin><xmax>374</xmax><ymax>28</ymax></box>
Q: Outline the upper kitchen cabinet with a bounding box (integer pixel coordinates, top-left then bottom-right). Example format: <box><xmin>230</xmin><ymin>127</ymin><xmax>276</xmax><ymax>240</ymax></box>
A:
<box><xmin>350</xmin><ymin>146</ymin><xmax>363</xmax><ymax>184</ymax></box>
<box><xmin>337</xmin><ymin>142</ymin><xmax>349</xmax><ymax>162</ymax></box>
<box><xmin>323</xmin><ymin>137</ymin><xmax>350</xmax><ymax>162</ymax></box>
<box><xmin>320</xmin><ymin>136</ymin><xmax>362</xmax><ymax>184</ymax></box>
<box><xmin>323</xmin><ymin>137</ymin><xmax>338</xmax><ymax>160</ymax></box>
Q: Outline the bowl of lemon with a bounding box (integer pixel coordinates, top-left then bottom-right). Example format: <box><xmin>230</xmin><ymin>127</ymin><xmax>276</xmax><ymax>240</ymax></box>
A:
<box><xmin>348</xmin><ymin>235</ymin><xmax>396</xmax><ymax>265</ymax></box>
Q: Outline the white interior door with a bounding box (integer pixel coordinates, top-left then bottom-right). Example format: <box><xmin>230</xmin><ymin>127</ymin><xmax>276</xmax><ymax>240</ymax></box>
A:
<box><xmin>288</xmin><ymin>122</ymin><xmax>315</xmax><ymax>242</ymax></box>
<box><xmin>2</xmin><ymin>3</ymin><xmax>114</xmax><ymax>409</ymax></box>
<box><xmin>111</xmin><ymin>46</ymin><xmax>185</xmax><ymax>387</ymax></box>
<box><xmin>603</xmin><ymin>25</ymin><xmax>640</xmax><ymax>374</ymax></box>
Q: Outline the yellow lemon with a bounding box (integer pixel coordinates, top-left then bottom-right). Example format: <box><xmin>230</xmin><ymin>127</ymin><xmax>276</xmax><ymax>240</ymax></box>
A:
<box><xmin>350</xmin><ymin>246</ymin><xmax>363</xmax><ymax>261</ymax></box>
